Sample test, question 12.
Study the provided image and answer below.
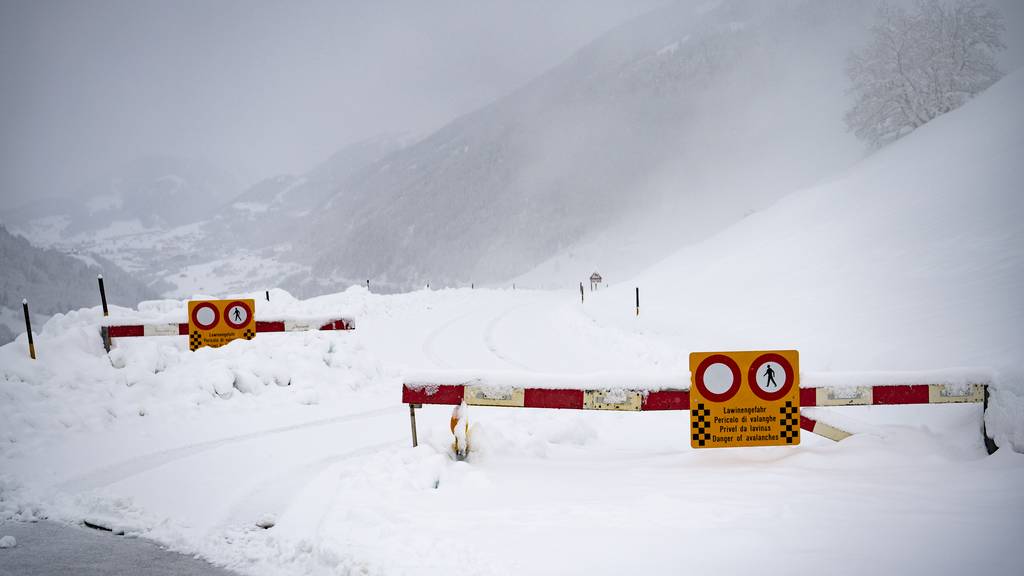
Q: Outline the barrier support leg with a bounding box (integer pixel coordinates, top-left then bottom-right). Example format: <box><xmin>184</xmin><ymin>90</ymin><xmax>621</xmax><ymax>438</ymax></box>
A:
<box><xmin>409</xmin><ymin>404</ymin><xmax>419</xmax><ymax>448</ymax></box>
<box><xmin>983</xmin><ymin>387</ymin><xmax>998</xmax><ymax>455</ymax></box>
<box><xmin>101</xmin><ymin>326</ymin><xmax>112</xmax><ymax>353</ymax></box>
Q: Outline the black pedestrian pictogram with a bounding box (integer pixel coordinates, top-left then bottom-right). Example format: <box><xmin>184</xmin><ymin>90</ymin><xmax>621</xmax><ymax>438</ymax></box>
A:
<box><xmin>763</xmin><ymin>364</ymin><xmax>778</xmax><ymax>388</ymax></box>
<box><xmin>233</xmin><ymin>308</ymin><xmax>243</xmax><ymax>323</ymax></box>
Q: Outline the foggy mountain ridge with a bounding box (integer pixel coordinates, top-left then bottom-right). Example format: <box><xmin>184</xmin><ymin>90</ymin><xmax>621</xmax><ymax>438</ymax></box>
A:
<box><xmin>211</xmin><ymin>133</ymin><xmax>413</xmax><ymax>249</ymax></box>
<box><xmin>295</xmin><ymin>0</ymin><xmax>876</xmax><ymax>293</ymax></box>
<box><xmin>0</xmin><ymin>224</ymin><xmax>160</xmax><ymax>344</ymax></box>
<box><xmin>5</xmin><ymin>0</ymin><xmax>1021</xmax><ymax>301</ymax></box>
<box><xmin>0</xmin><ymin>136</ymin><xmax>411</xmax><ymax>301</ymax></box>
<box><xmin>3</xmin><ymin>155</ymin><xmax>238</xmax><ymax>244</ymax></box>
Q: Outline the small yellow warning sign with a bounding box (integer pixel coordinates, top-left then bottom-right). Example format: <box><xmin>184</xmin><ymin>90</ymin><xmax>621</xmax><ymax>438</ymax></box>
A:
<box><xmin>689</xmin><ymin>350</ymin><xmax>800</xmax><ymax>449</ymax></box>
<box><xmin>188</xmin><ymin>299</ymin><xmax>256</xmax><ymax>351</ymax></box>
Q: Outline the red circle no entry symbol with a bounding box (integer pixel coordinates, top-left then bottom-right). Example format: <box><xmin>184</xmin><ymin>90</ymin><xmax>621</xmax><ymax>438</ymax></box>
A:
<box><xmin>191</xmin><ymin>303</ymin><xmax>219</xmax><ymax>330</ymax></box>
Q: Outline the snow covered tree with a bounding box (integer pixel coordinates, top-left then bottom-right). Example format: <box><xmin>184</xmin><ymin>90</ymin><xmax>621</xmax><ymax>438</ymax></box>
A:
<box><xmin>845</xmin><ymin>0</ymin><xmax>1005</xmax><ymax>148</ymax></box>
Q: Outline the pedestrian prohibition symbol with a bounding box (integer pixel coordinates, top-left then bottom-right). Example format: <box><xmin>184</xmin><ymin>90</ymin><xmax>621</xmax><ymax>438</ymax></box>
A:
<box><xmin>188</xmin><ymin>299</ymin><xmax>256</xmax><ymax>351</ymax></box>
<box><xmin>689</xmin><ymin>350</ymin><xmax>800</xmax><ymax>448</ymax></box>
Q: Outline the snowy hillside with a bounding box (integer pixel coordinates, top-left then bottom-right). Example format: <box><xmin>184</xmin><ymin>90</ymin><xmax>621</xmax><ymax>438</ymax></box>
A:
<box><xmin>299</xmin><ymin>0</ymin><xmax>873</xmax><ymax>291</ymax></box>
<box><xmin>587</xmin><ymin>67</ymin><xmax>1024</xmax><ymax>375</ymax></box>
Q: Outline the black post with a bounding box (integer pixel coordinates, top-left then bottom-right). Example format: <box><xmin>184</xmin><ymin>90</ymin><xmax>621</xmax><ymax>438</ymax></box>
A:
<box><xmin>635</xmin><ymin>287</ymin><xmax>639</xmax><ymax>316</ymax></box>
<box><xmin>265</xmin><ymin>290</ymin><xmax>270</xmax><ymax>301</ymax></box>
<box><xmin>366</xmin><ymin>279</ymin><xmax>370</xmax><ymax>291</ymax></box>
<box><xmin>97</xmin><ymin>274</ymin><xmax>109</xmax><ymax>317</ymax></box>
<box><xmin>983</xmin><ymin>386</ymin><xmax>999</xmax><ymax>454</ymax></box>
<box><xmin>579</xmin><ymin>282</ymin><xmax>584</xmax><ymax>303</ymax></box>
<box><xmin>22</xmin><ymin>299</ymin><xmax>35</xmax><ymax>360</ymax></box>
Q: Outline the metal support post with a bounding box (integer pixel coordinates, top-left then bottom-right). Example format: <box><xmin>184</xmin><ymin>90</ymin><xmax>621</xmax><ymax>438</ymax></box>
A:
<box><xmin>409</xmin><ymin>403</ymin><xmax>419</xmax><ymax>447</ymax></box>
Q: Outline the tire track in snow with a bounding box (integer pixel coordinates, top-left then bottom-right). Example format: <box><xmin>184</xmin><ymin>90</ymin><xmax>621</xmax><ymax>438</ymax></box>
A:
<box><xmin>214</xmin><ymin>438</ymin><xmax>406</xmax><ymax>533</ymax></box>
<box><xmin>482</xmin><ymin>302</ymin><xmax>536</xmax><ymax>371</ymax></box>
<box><xmin>421</xmin><ymin>309</ymin><xmax>479</xmax><ymax>369</ymax></box>
<box><xmin>58</xmin><ymin>406</ymin><xmax>404</xmax><ymax>493</ymax></box>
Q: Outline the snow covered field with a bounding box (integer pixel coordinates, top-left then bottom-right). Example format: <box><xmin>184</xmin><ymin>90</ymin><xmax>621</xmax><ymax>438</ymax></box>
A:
<box><xmin>1</xmin><ymin>285</ymin><xmax>1022</xmax><ymax>575</ymax></box>
<box><xmin>3</xmin><ymin>58</ymin><xmax>1023</xmax><ymax>576</ymax></box>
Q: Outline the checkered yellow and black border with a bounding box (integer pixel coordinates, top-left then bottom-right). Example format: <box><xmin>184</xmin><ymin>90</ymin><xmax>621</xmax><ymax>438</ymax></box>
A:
<box><xmin>779</xmin><ymin>401</ymin><xmax>799</xmax><ymax>444</ymax></box>
<box><xmin>189</xmin><ymin>330</ymin><xmax>203</xmax><ymax>351</ymax></box>
<box><xmin>691</xmin><ymin>403</ymin><xmax>712</xmax><ymax>447</ymax></box>
<box><xmin>243</xmin><ymin>328</ymin><xmax>255</xmax><ymax>340</ymax></box>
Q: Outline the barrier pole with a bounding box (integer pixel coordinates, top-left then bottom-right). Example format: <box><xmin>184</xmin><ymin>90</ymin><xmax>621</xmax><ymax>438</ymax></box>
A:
<box><xmin>22</xmin><ymin>299</ymin><xmax>35</xmax><ymax>360</ymax></box>
<box><xmin>97</xmin><ymin>274</ymin><xmax>109</xmax><ymax>317</ymax></box>
<box><xmin>409</xmin><ymin>404</ymin><xmax>419</xmax><ymax>447</ymax></box>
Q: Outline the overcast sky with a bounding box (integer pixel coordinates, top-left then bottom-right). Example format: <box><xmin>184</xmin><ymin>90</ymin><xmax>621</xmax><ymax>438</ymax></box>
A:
<box><xmin>0</xmin><ymin>0</ymin><xmax>664</xmax><ymax>205</ymax></box>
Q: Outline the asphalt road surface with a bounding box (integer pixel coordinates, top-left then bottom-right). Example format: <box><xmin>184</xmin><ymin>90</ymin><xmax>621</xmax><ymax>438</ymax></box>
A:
<box><xmin>0</xmin><ymin>521</ymin><xmax>240</xmax><ymax>576</ymax></box>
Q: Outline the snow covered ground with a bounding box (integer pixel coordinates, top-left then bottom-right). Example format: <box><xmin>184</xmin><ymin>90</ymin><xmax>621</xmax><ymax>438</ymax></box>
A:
<box><xmin>2</xmin><ymin>62</ymin><xmax>1022</xmax><ymax>576</ymax></box>
<box><xmin>1</xmin><ymin>284</ymin><xmax>1021</xmax><ymax>575</ymax></box>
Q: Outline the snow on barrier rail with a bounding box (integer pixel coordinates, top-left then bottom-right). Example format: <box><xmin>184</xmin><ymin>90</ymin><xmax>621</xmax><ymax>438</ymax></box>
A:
<box><xmin>401</xmin><ymin>374</ymin><xmax>996</xmax><ymax>452</ymax></box>
<box><xmin>100</xmin><ymin>317</ymin><xmax>355</xmax><ymax>350</ymax></box>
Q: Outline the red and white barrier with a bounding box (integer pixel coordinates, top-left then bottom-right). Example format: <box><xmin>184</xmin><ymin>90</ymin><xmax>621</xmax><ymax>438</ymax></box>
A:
<box><xmin>402</xmin><ymin>382</ymin><xmax>984</xmax><ymax>411</ymax></box>
<box><xmin>104</xmin><ymin>317</ymin><xmax>354</xmax><ymax>339</ymax></box>
<box><xmin>101</xmin><ymin>317</ymin><xmax>354</xmax><ymax>350</ymax></box>
<box><xmin>401</xmin><ymin>380</ymin><xmax>991</xmax><ymax>447</ymax></box>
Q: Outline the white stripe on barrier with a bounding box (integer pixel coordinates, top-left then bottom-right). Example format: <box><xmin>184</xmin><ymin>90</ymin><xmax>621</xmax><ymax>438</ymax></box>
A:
<box><xmin>144</xmin><ymin>323</ymin><xmax>181</xmax><ymax>337</ymax></box>
<box><xmin>464</xmin><ymin>385</ymin><xmax>525</xmax><ymax>407</ymax></box>
<box><xmin>583</xmin><ymin>389</ymin><xmax>643</xmax><ymax>411</ymax></box>
<box><xmin>928</xmin><ymin>383</ymin><xmax>985</xmax><ymax>404</ymax></box>
<box><xmin>816</xmin><ymin>386</ymin><xmax>873</xmax><ymax>406</ymax></box>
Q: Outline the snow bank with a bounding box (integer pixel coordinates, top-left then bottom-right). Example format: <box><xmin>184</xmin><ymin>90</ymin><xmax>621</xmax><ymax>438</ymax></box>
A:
<box><xmin>0</xmin><ymin>288</ymin><xmax>380</xmax><ymax>449</ymax></box>
<box><xmin>404</xmin><ymin>369</ymin><xmax>684</xmax><ymax>391</ymax></box>
<box><xmin>98</xmin><ymin>285</ymin><xmax>362</xmax><ymax>327</ymax></box>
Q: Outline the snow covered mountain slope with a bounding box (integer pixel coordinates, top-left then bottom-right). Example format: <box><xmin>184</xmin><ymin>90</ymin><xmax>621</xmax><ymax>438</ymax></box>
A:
<box><xmin>586</xmin><ymin>67</ymin><xmax>1024</xmax><ymax>375</ymax></box>
<box><xmin>299</xmin><ymin>0</ymin><xmax>873</xmax><ymax>292</ymax></box>
<box><xmin>2</xmin><ymin>137</ymin><xmax>410</xmax><ymax>301</ymax></box>
<box><xmin>211</xmin><ymin>135</ymin><xmax>411</xmax><ymax>251</ymax></box>
<box><xmin>0</xmin><ymin>225</ymin><xmax>159</xmax><ymax>344</ymax></box>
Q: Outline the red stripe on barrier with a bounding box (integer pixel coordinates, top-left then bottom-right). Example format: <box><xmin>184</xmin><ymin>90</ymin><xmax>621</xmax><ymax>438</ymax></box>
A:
<box><xmin>800</xmin><ymin>415</ymin><xmax>817</xmax><ymax>433</ymax></box>
<box><xmin>800</xmin><ymin>388</ymin><xmax>817</xmax><ymax>407</ymax></box>
<box><xmin>256</xmin><ymin>321</ymin><xmax>285</xmax><ymax>333</ymax></box>
<box><xmin>642</xmin><ymin>390</ymin><xmax>689</xmax><ymax>411</ymax></box>
<box><xmin>108</xmin><ymin>325</ymin><xmax>144</xmax><ymax>338</ymax></box>
<box><xmin>319</xmin><ymin>320</ymin><xmax>352</xmax><ymax>331</ymax></box>
<box><xmin>524</xmin><ymin>388</ymin><xmax>583</xmax><ymax>409</ymax></box>
<box><xmin>403</xmin><ymin>385</ymin><xmax>464</xmax><ymax>405</ymax></box>
<box><xmin>872</xmin><ymin>384</ymin><xmax>929</xmax><ymax>405</ymax></box>
<box><xmin>177</xmin><ymin>323</ymin><xmax>188</xmax><ymax>335</ymax></box>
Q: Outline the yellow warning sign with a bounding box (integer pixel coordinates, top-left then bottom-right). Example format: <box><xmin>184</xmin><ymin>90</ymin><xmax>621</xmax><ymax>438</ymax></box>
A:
<box><xmin>187</xmin><ymin>299</ymin><xmax>256</xmax><ymax>351</ymax></box>
<box><xmin>689</xmin><ymin>350</ymin><xmax>800</xmax><ymax>449</ymax></box>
